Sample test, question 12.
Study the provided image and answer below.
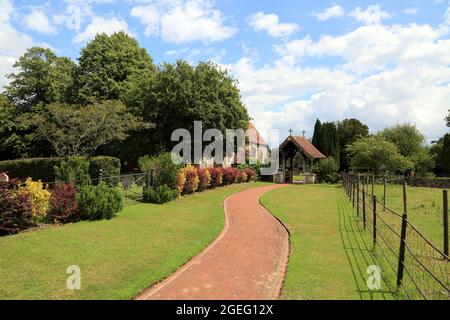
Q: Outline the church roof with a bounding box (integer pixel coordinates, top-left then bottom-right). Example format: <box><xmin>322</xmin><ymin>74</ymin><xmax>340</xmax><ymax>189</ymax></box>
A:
<box><xmin>248</xmin><ymin>122</ymin><xmax>268</xmax><ymax>146</ymax></box>
<box><xmin>280</xmin><ymin>135</ymin><xmax>326</xmax><ymax>159</ymax></box>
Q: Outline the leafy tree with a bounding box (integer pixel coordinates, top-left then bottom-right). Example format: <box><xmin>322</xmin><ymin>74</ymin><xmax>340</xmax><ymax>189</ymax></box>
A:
<box><xmin>446</xmin><ymin>109</ymin><xmax>450</xmax><ymax>128</ymax></box>
<box><xmin>441</xmin><ymin>134</ymin><xmax>450</xmax><ymax>174</ymax></box>
<box><xmin>138</xmin><ymin>152</ymin><xmax>182</xmax><ymax>188</ymax></box>
<box><xmin>312</xmin><ymin>119</ymin><xmax>322</xmax><ymax>151</ymax></box>
<box><xmin>337</xmin><ymin>119</ymin><xmax>369</xmax><ymax>170</ymax></box>
<box><xmin>31</xmin><ymin>100</ymin><xmax>146</xmax><ymax>157</ymax></box>
<box><xmin>5</xmin><ymin>47</ymin><xmax>76</xmax><ymax>111</ymax></box>
<box><xmin>410</xmin><ymin>148</ymin><xmax>435</xmax><ymax>177</ymax></box>
<box><xmin>320</xmin><ymin>122</ymin><xmax>340</xmax><ymax>165</ymax></box>
<box><xmin>347</xmin><ymin>136</ymin><xmax>413</xmax><ymax>174</ymax></box>
<box><xmin>378</xmin><ymin>123</ymin><xmax>425</xmax><ymax>158</ymax></box>
<box><xmin>313</xmin><ymin>157</ymin><xmax>339</xmax><ymax>183</ymax></box>
<box><xmin>430</xmin><ymin>137</ymin><xmax>444</xmax><ymax>174</ymax></box>
<box><xmin>74</xmin><ymin>32</ymin><xmax>156</xmax><ymax>103</ymax></box>
<box><xmin>123</xmin><ymin>60</ymin><xmax>249</xmax><ymax>155</ymax></box>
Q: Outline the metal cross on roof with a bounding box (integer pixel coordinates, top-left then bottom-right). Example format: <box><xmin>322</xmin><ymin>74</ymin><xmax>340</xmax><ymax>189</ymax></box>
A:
<box><xmin>289</xmin><ymin>129</ymin><xmax>293</xmax><ymax>136</ymax></box>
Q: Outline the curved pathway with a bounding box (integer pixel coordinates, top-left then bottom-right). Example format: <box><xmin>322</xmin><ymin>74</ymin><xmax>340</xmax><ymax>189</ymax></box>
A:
<box><xmin>136</xmin><ymin>184</ymin><xmax>289</xmax><ymax>300</ymax></box>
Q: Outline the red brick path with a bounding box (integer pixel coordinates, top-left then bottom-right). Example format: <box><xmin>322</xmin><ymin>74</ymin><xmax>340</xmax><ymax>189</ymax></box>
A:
<box><xmin>136</xmin><ymin>184</ymin><xmax>289</xmax><ymax>300</ymax></box>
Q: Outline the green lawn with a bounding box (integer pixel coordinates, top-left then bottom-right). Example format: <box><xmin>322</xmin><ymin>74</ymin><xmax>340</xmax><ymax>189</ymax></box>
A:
<box><xmin>0</xmin><ymin>182</ymin><xmax>269</xmax><ymax>300</ymax></box>
<box><xmin>261</xmin><ymin>185</ymin><xmax>396</xmax><ymax>300</ymax></box>
<box><xmin>371</xmin><ymin>184</ymin><xmax>447</xmax><ymax>251</ymax></box>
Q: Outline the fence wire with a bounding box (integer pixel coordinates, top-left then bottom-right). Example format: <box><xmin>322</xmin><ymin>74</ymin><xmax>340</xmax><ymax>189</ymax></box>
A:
<box><xmin>343</xmin><ymin>173</ymin><xmax>449</xmax><ymax>300</ymax></box>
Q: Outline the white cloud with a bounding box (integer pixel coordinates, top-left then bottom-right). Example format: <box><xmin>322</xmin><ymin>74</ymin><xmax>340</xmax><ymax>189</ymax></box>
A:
<box><xmin>130</xmin><ymin>0</ymin><xmax>237</xmax><ymax>44</ymax></box>
<box><xmin>73</xmin><ymin>15</ymin><xmax>132</xmax><ymax>43</ymax></box>
<box><xmin>350</xmin><ymin>5</ymin><xmax>392</xmax><ymax>25</ymax></box>
<box><xmin>227</xmin><ymin>23</ymin><xmax>450</xmax><ymax>143</ymax></box>
<box><xmin>0</xmin><ymin>0</ymin><xmax>33</xmax><ymax>90</ymax></box>
<box><xmin>312</xmin><ymin>4</ymin><xmax>345</xmax><ymax>21</ymax></box>
<box><xmin>404</xmin><ymin>8</ymin><xmax>418</xmax><ymax>16</ymax></box>
<box><xmin>247</xmin><ymin>12</ymin><xmax>299</xmax><ymax>37</ymax></box>
<box><xmin>24</xmin><ymin>9</ymin><xmax>57</xmax><ymax>34</ymax></box>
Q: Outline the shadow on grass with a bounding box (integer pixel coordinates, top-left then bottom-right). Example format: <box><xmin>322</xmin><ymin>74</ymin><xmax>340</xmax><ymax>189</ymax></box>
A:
<box><xmin>336</xmin><ymin>188</ymin><xmax>397</xmax><ymax>300</ymax></box>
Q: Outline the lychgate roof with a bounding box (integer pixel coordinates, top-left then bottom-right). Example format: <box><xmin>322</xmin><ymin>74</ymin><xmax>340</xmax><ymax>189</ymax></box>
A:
<box><xmin>279</xmin><ymin>135</ymin><xmax>326</xmax><ymax>160</ymax></box>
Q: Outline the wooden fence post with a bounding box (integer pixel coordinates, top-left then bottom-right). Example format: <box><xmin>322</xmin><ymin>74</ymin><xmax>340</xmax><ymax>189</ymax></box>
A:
<box><xmin>357</xmin><ymin>174</ymin><xmax>360</xmax><ymax>216</ymax></box>
<box><xmin>397</xmin><ymin>213</ymin><xmax>408</xmax><ymax>287</ymax></box>
<box><xmin>352</xmin><ymin>178</ymin><xmax>356</xmax><ymax>208</ymax></box>
<box><xmin>373</xmin><ymin>196</ymin><xmax>377</xmax><ymax>246</ymax></box>
<box><xmin>383</xmin><ymin>177</ymin><xmax>387</xmax><ymax>211</ymax></box>
<box><xmin>372</xmin><ymin>174</ymin><xmax>375</xmax><ymax>196</ymax></box>
<box><xmin>444</xmin><ymin>190</ymin><xmax>449</xmax><ymax>257</ymax></box>
<box><xmin>403</xmin><ymin>179</ymin><xmax>408</xmax><ymax>215</ymax></box>
<box><xmin>363</xmin><ymin>185</ymin><xmax>366</xmax><ymax>230</ymax></box>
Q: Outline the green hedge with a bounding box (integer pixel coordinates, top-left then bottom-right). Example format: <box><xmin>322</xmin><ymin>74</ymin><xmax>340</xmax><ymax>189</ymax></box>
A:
<box><xmin>0</xmin><ymin>156</ymin><xmax>121</xmax><ymax>182</ymax></box>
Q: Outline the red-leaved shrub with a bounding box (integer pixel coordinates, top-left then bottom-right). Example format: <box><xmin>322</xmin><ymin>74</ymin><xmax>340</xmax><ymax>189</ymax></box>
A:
<box><xmin>221</xmin><ymin>167</ymin><xmax>238</xmax><ymax>185</ymax></box>
<box><xmin>209</xmin><ymin>167</ymin><xmax>223</xmax><ymax>188</ymax></box>
<box><xmin>181</xmin><ymin>165</ymin><xmax>199</xmax><ymax>194</ymax></box>
<box><xmin>236</xmin><ymin>170</ymin><xmax>248</xmax><ymax>183</ymax></box>
<box><xmin>244</xmin><ymin>168</ymin><xmax>256</xmax><ymax>181</ymax></box>
<box><xmin>49</xmin><ymin>183</ymin><xmax>80</xmax><ymax>224</ymax></box>
<box><xmin>197</xmin><ymin>168</ymin><xmax>211</xmax><ymax>191</ymax></box>
<box><xmin>0</xmin><ymin>180</ymin><xmax>34</xmax><ymax>236</ymax></box>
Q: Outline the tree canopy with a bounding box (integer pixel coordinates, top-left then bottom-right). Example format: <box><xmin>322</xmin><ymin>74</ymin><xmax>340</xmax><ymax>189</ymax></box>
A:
<box><xmin>378</xmin><ymin>123</ymin><xmax>425</xmax><ymax>158</ymax></box>
<box><xmin>5</xmin><ymin>47</ymin><xmax>76</xmax><ymax>111</ymax></box>
<box><xmin>74</xmin><ymin>32</ymin><xmax>156</xmax><ymax>103</ymax></box>
<box><xmin>31</xmin><ymin>101</ymin><xmax>145</xmax><ymax>157</ymax></box>
<box><xmin>347</xmin><ymin>136</ymin><xmax>413</xmax><ymax>174</ymax></box>
<box><xmin>337</xmin><ymin>118</ymin><xmax>369</xmax><ymax>170</ymax></box>
<box><xmin>446</xmin><ymin>109</ymin><xmax>450</xmax><ymax>128</ymax></box>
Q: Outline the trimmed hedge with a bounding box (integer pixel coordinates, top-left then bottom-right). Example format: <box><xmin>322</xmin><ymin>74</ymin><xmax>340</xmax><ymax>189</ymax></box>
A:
<box><xmin>0</xmin><ymin>156</ymin><xmax>121</xmax><ymax>182</ymax></box>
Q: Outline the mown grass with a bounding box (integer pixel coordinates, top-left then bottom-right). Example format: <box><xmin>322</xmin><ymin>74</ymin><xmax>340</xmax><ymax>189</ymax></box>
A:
<box><xmin>0</xmin><ymin>182</ymin><xmax>269</xmax><ymax>300</ymax></box>
<box><xmin>371</xmin><ymin>184</ymin><xmax>447</xmax><ymax>252</ymax></box>
<box><xmin>261</xmin><ymin>185</ymin><xmax>396</xmax><ymax>300</ymax></box>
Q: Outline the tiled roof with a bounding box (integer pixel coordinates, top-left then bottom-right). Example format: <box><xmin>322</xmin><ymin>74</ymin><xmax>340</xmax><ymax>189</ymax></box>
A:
<box><xmin>248</xmin><ymin>122</ymin><xmax>268</xmax><ymax>146</ymax></box>
<box><xmin>280</xmin><ymin>136</ymin><xmax>326</xmax><ymax>159</ymax></box>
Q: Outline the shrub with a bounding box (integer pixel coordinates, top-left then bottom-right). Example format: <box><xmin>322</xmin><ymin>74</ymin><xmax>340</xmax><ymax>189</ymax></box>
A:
<box><xmin>89</xmin><ymin>156</ymin><xmax>121</xmax><ymax>184</ymax></box>
<box><xmin>54</xmin><ymin>157</ymin><xmax>91</xmax><ymax>185</ymax></box>
<box><xmin>244</xmin><ymin>168</ymin><xmax>256</xmax><ymax>181</ymax></box>
<box><xmin>76</xmin><ymin>182</ymin><xmax>123</xmax><ymax>220</ymax></box>
<box><xmin>0</xmin><ymin>180</ymin><xmax>34</xmax><ymax>236</ymax></box>
<box><xmin>138</xmin><ymin>152</ymin><xmax>181</xmax><ymax>188</ymax></box>
<box><xmin>0</xmin><ymin>157</ymin><xmax>63</xmax><ymax>182</ymax></box>
<box><xmin>181</xmin><ymin>165</ymin><xmax>199</xmax><ymax>194</ymax></box>
<box><xmin>19</xmin><ymin>178</ymin><xmax>51</xmax><ymax>221</ymax></box>
<box><xmin>209</xmin><ymin>167</ymin><xmax>223</xmax><ymax>188</ymax></box>
<box><xmin>197</xmin><ymin>168</ymin><xmax>211</xmax><ymax>191</ymax></box>
<box><xmin>236</xmin><ymin>170</ymin><xmax>248</xmax><ymax>183</ymax></box>
<box><xmin>143</xmin><ymin>185</ymin><xmax>179</xmax><ymax>204</ymax></box>
<box><xmin>48</xmin><ymin>183</ymin><xmax>80</xmax><ymax>224</ymax></box>
<box><xmin>176</xmin><ymin>170</ymin><xmax>186</xmax><ymax>193</ymax></box>
<box><xmin>221</xmin><ymin>167</ymin><xmax>237</xmax><ymax>185</ymax></box>
<box><xmin>313</xmin><ymin>157</ymin><xmax>340</xmax><ymax>183</ymax></box>
<box><xmin>0</xmin><ymin>156</ymin><xmax>120</xmax><ymax>182</ymax></box>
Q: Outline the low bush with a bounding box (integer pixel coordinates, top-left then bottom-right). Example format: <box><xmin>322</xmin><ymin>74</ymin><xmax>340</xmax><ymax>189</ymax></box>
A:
<box><xmin>236</xmin><ymin>170</ymin><xmax>248</xmax><ymax>183</ymax></box>
<box><xmin>19</xmin><ymin>178</ymin><xmax>51</xmax><ymax>222</ymax></box>
<box><xmin>313</xmin><ymin>157</ymin><xmax>340</xmax><ymax>183</ymax></box>
<box><xmin>244</xmin><ymin>168</ymin><xmax>256</xmax><ymax>181</ymax></box>
<box><xmin>209</xmin><ymin>167</ymin><xmax>223</xmax><ymax>188</ymax></box>
<box><xmin>143</xmin><ymin>185</ymin><xmax>179</xmax><ymax>204</ymax></box>
<box><xmin>138</xmin><ymin>153</ymin><xmax>181</xmax><ymax>188</ymax></box>
<box><xmin>176</xmin><ymin>170</ymin><xmax>186</xmax><ymax>193</ymax></box>
<box><xmin>221</xmin><ymin>167</ymin><xmax>237</xmax><ymax>185</ymax></box>
<box><xmin>76</xmin><ymin>182</ymin><xmax>123</xmax><ymax>221</ymax></box>
<box><xmin>0</xmin><ymin>156</ymin><xmax>121</xmax><ymax>182</ymax></box>
<box><xmin>54</xmin><ymin>157</ymin><xmax>91</xmax><ymax>185</ymax></box>
<box><xmin>181</xmin><ymin>165</ymin><xmax>199</xmax><ymax>194</ymax></box>
<box><xmin>48</xmin><ymin>183</ymin><xmax>80</xmax><ymax>224</ymax></box>
<box><xmin>197</xmin><ymin>168</ymin><xmax>211</xmax><ymax>191</ymax></box>
<box><xmin>0</xmin><ymin>180</ymin><xmax>34</xmax><ymax>236</ymax></box>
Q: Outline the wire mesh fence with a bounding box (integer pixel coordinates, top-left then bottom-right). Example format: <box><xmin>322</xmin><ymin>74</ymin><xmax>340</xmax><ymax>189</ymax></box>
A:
<box><xmin>343</xmin><ymin>173</ymin><xmax>449</xmax><ymax>300</ymax></box>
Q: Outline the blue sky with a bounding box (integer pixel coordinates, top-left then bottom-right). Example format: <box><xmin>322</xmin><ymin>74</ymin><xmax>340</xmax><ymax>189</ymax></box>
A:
<box><xmin>1</xmin><ymin>0</ymin><xmax>450</xmax><ymax>143</ymax></box>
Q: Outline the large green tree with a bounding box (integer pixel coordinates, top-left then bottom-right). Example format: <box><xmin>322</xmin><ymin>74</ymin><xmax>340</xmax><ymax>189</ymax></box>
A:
<box><xmin>337</xmin><ymin>118</ymin><xmax>369</xmax><ymax>170</ymax></box>
<box><xmin>446</xmin><ymin>109</ymin><xmax>449</xmax><ymax>127</ymax></box>
<box><xmin>320</xmin><ymin>122</ymin><xmax>340</xmax><ymax>165</ymax></box>
<box><xmin>347</xmin><ymin>136</ymin><xmax>413</xmax><ymax>174</ymax></box>
<box><xmin>74</xmin><ymin>32</ymin><xmax>156</xmax><ymax>103</ymax></box>
<box><xmin>441</xmin><ymin>134</ymin><xmax>450</xmax><ymax>174</ymax></box>
<box><xmin>311</xmin><ymin>119</ymin><xmax>322</xmax><ymax>151</ymax></box>
<box><xmin>122</xmin><ymin>60</ymin><xmax>249</xmax><ymax>155</ymax></box>
<box><xmin>31</xmin><ymin>100</ymin><xmax>145</xmax><ymax>157</ymax></box>
<box><xmin>378</xmin><ymin>123</ymin><xmax>425</xmax><ymax>158</ymax></box>
<box><xmin>5</xmin><ymin>47</ymin><xmax>76</xmax><ymax>111</ymax></box>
